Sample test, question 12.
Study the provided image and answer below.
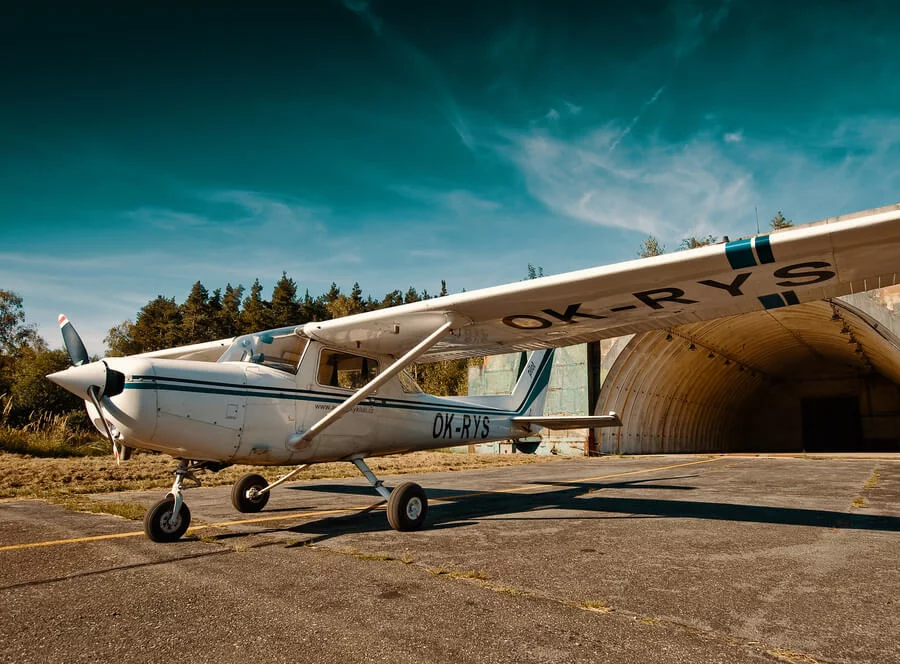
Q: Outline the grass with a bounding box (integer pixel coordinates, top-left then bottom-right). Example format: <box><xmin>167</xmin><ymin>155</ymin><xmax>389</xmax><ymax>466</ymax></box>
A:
<box><xmin>580</xmin><ymin>600</ymin><xmax>613</xmax><ymax>613</ymax></box>
<box><xmin>863</xmin><ymin>470</ymin><xmax>880</xmax><ymax>490</ymax></box>
<box><xmin>766</xmin><ymin>648</ymin><xmax>820</xmax><ymax>663</ymax></box>
<box><xmin>48</xmin><ymin>495</ymin><xmax>147</xmax><ymax>520</ymax></box>
<box><xmin>1</xmin><ymin>395</ymin><xmax>105</xmax><ymax>458</ymax></box>
<box><xmin>0</xmin><ymin>449</ymin><xmax>560</xmax><ymax>500</ymax></box>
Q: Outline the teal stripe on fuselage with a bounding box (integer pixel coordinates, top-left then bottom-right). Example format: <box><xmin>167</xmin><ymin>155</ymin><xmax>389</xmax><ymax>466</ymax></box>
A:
<box><xmin>127</xmin><ymin>349</ymin><xmax>556</xmax><ymax>419</ymax></box>
<box><xmin>126</xmin><ymin>380</ymin><xmax>519</xmax><ymax>417</ymax></box>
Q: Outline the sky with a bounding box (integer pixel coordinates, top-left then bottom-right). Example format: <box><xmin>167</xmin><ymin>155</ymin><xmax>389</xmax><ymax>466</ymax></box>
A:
<box><xmin>2</xmin><ymin>1</ymin><xmax>899</xmax><ymax>352</ymax></box>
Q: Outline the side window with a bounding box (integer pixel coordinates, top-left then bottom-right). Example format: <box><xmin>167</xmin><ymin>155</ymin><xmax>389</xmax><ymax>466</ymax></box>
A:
<box><xmin>317</xmin><ymin>350</ymin><xmax>379</xmax><ymax>390</ymax></box>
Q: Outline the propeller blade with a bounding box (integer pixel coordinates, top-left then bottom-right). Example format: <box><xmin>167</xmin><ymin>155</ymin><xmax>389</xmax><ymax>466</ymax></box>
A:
<box><xmin>87</xmin><ymin>385</ymin><xmax>121</xmax><ymax>465</ymax></box>
<box><xmin>59</xmin><ymin>314</ymin><xmax>90</xmax><ymax>367</ymax></box>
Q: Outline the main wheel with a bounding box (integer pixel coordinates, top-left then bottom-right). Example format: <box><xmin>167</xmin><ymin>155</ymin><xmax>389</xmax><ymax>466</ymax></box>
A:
<box><xmin>386</xmin><ymin>482</ymin><xmax>428</xmax><ymax>531</ymax></box>
<box><xmin>144</xmin><ymin>497</ymin><xmax>191</xmax><ymax>543</ymax></box>
<box><xmin>231</xmin><ymin>473</ymin><xmax>270</xmax><ymax>513</ymax></box>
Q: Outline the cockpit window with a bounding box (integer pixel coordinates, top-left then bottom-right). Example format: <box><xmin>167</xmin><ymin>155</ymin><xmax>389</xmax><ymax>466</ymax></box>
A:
<box><xmin>218</xmin><ymin>327</ymin><xmax>307</xmax><ymax>373</ymax></box>
<box><xmin>317</xmin><ymin>350</ymin><xmax>379</xmax><ymax>389</ymax></box>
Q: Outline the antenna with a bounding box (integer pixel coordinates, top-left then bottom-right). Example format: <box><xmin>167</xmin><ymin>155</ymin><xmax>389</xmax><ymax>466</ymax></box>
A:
<box><xmin>755</xmin><ymin>206</ymin><xmax>760</xmax><ymax>235</ymax></box>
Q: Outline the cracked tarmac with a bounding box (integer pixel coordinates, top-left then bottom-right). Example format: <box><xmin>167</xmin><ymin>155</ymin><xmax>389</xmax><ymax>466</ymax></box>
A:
<box><xmin>1</xmin><ymin>454</ymin><xmax>898</xmax><ymax>663</ymax></box>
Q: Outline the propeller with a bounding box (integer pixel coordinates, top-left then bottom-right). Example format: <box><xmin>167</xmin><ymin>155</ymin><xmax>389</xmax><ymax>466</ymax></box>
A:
<box><xmin>52</xmin><ymin>314</ymin><xmax>128</xmax><ymax>463</ymax></box>
<box><xmin>59</xmin><ymin>314</ymin><xmax>90</xmax><ymax>366</ymax></box>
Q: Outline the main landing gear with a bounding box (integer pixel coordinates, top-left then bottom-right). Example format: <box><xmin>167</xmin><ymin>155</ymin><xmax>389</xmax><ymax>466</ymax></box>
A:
<box><xmin>230</xmin><ymin>457</ymin><xmax>429</xmax><ymax>532</ymax></box>
<box><xmin>142</xmin><ymin>457</ymin><xmax>429</xmax><ymax>542</ymax></box>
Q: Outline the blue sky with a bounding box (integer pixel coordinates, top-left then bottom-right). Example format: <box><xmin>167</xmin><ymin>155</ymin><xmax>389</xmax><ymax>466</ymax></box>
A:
<box><xmin>2</xmin><ymin>1</ymin><xmax>899</xmax><ymax>352</ymax></box>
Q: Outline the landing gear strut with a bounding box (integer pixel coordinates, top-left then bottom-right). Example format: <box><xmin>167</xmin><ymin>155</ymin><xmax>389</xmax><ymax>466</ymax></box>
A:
<box><xmin>352</xmin><ymin>457</ymin><xmax>428</xmax><ymax>532</ymax></box>
<box><xmin>143</xmin><ymin>460</ymin><xmax>198</xmax><ymax>542</ymax></box>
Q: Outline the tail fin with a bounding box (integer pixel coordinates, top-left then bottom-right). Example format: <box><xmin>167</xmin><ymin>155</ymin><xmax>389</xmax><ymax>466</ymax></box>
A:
<box><xmin>507</xmin><ymin>349</ymin><xmax>555</xmax><ymax>416</ymax></box>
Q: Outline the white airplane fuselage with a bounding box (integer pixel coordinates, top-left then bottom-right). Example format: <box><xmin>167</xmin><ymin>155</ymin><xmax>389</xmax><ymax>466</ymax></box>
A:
<box><xmin>84</xmin><ymin>339</ymin><xmax>539</xmax><ymax>465</ymax></box>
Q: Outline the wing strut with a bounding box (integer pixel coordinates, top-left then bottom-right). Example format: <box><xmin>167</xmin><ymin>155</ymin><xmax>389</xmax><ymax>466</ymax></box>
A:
<box><xmin>289</xmin><ymin>319</ymin><xmax>456</xmax><ymax>450</ymax></box>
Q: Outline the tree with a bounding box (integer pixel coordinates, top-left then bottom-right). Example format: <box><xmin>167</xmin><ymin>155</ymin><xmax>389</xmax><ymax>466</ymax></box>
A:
<box><xmin>414</xmin><ymin>359</ymin><xmax>469</xmax><ymax>396</ymax></box>
<box><xmin>680</xmin><ymin>234</ymin><xmax>717</xmax><ymax>250</ymax></box>
<box><xmin>526</xmin><ymin>264</ymin><xmax>544</xmax><ymax>279</ymax></box>
<box><xmin>240</xmin><ymin>279</ymin><xmax>273</xmax><ymax>332</ymax></box>
<box><xmin>0</xmin><ymin>290</ymin><xmax>39</xmax><ymax>355</ymax></box>
<box><xmin>301</xmin><ymin>288</ymin><xmax>328</xmax><ymax>322</ymax></box>
<box><xmin>381</xmin><ymin>290</ymin><xmax>403</xmax><ymax>308</ymax></box>
<box><xmin>131</xmin><ymin>296</ymin><xmax>184</xmax><ymax>352</ymax></box>
<box><xmin>770</xmin><ymin>210</ymin><xmax>793</xmax><ymax>230</ymax></box>
<box><xmin>0</xmin><ymin>291</ymin><xmax>45</xmax><ymax>398</ymax></box>
<box><xmin>8</xmin><ymin>348</ymin><xmax>82</xmax><ymax>425</ymax></box>
<box><xmin>271</xmin><ymin>272</ymin><xmax>302</xmax><ymax>327</ymax></box>
<box><xmin>638</xmin><ymin>235</ymin><xmax>665</xmax><ymax>257</ymax></box>
<box><xmin>219</xmin><ymin>283</ymin><xmax>245</xmax><ymax>336</ymax></box>
<box><xmin>105</xmin><ymin>320</ymin><xmax>142</xmax><ymax>357</ymax></box>
<box><xmin>404</xmin><ymin>286</ymin><xmax>420</xmax><ymax>304</ymax></box>
<box><xmin>439</xmin><ymin>280</ymin><xmax>448</xmax><ymax>297</ymax></box>
<box><xmin>180</xmin><ymin>281</ymin><xmax>215</xmax><ymax>344</ymax></box>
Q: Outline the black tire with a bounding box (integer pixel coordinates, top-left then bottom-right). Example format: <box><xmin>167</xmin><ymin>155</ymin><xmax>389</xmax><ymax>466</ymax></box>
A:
<box><xmin>144</xmin><ymin>497</ymin><xmax>191</xmax><ymax>543</ymax></box>
<box><xmin>231</xmin><ymin>473</ymin><xmax>270</xmax><ymax>513</ymax></box>
<box><xmin>386</xmin><ymin>482</ymin><xmax>428</xmax><ymax>531</ymax></box>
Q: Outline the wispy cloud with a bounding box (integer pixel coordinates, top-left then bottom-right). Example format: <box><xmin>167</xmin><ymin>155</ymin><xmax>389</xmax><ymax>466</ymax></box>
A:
<box><xmin>341</xmin><ymin>0</ymin><xmax>476</xmax><ymax>151</ymax></box>
<box><xmin>501</xmin><ymin>115</ymin><xmax>900</xmax><ymax>242</ymax></box>
<box><xmin>609</xmin><ymin>84</ymin><xmax>667</xmax><ymax>153</ymax></box>
<box><xmin>723</xmin><ymin>131</ymin><xmax>743</xmax><ymax>143</ymax></box>
<box><xmin>392</xmin><ymin>184</ymin><xmax>501</xmax><ymax>216</ymax></box>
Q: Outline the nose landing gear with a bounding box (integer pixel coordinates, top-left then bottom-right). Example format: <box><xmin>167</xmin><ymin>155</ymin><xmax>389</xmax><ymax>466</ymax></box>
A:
<box><xmin>143</xmin><ymin>460</ymin><xmax>200</xmax><ymax>543</ymax></box>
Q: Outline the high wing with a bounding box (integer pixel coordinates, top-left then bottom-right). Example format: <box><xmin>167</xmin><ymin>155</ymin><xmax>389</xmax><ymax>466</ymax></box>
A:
<box><xmin>302</xmin><ymin>204</ymin><xmax>900</xmax><ymax>361</ymax></box>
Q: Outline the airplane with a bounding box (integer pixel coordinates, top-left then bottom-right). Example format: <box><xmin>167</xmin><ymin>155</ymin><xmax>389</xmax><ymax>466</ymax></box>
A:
<box><xmin>47</xmin><ymin>204</ymin><xmax>900</xmax><ymax>542</ymax></box>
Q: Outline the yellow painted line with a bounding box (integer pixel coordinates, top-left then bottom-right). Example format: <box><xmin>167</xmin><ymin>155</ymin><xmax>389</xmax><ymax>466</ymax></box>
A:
<box><xmin>0</xmin><ymin>507</ymin><xmax>374</xmax><ymax>553</ymax></box>
<box><xmin>0</xmin><ymin>456</ymin><xmax>726</xmax><ymax>553</ymax></box>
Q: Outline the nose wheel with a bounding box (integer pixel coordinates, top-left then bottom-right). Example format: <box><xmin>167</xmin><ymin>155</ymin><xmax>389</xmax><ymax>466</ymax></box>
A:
<box><xmin>142</xmin><ymin>460</ymin><xmax>198</xmax><ymax>542</ymax></box>
<box><xmin>144</xmin><ymin>497</ymin><xmax>191</xmax><ymax>543</ymax></box>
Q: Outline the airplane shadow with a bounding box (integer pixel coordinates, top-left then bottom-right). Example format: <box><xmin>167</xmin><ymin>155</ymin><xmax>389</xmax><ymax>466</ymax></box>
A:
<box><xmin>208</xmin><ymin>475</ymin><xmax>900</xmax><ymax>545</ymax></box>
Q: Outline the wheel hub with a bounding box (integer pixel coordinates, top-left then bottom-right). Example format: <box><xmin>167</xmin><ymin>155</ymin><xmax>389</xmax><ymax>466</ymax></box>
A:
<box><xmin>160</xmin><ymin>511</ymin><xmax>182</xmax><ymax>533</ymax></box>
<box><xmin>406</xmin><ymin>496</ymin><xmax>422</xmax><ymax>520</ymax></box>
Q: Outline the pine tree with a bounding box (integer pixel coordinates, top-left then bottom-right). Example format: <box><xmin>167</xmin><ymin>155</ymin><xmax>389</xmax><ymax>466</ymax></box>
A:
<box><xmin>180</xmin><ymin>281</ymin><xmax>214</xmax><ymax>343</ymax></box>
<box><xmin>220</xmin><ymin>283</ymin><xmax>245</xmax><ymax>336</ymax></box>
<box><xmin>350</xmin><ymin>282</ymin><xmax>364</xmax><ymax>312</ymax></box>
<box><xmin>381</xmin><ymin>290</ymin><xmax>403</xmax><ymax>308</ymax></box>
<box><xmin>131</xmin><ymin>296</ymin><xmax>183</xmax><ymax>352</ymax></box>
<box><xmin>271</xmin><ymin>271</ymin><xmax>302</xmax><ymax>327</ymax></box>
<box><xmin>404</xmin><ymin>286</ymin><xmax>420</xmax><ymax>303</ymax></box>
<box><xmin>439</xmin><ymin>280</ymin><xmax>448</xmax><ymax>297</ymax></box>
<box><xmin>240</xmin><ymin>279</ymin><xmax>273</xmax><ymax>332</ymax></box>
<box><xmin>770</xmin><ymin>210</ymin><xmax>793</xmax><ymax>229</ymax></box>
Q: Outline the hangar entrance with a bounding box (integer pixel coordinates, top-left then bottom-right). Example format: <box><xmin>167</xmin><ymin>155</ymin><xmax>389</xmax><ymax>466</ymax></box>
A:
<box><xmin>801</xmin><ymin>397</ymin><xmax>861</xmax><ymax>452</ymax></box>
<box><xmin>595</xmin><ymin>296</ymin><xmax>900</xmax><ymax>454</ymax></box>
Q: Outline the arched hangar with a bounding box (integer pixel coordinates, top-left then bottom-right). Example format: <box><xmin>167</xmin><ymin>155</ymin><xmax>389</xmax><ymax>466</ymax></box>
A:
<box><xmin>594</xmin><ymin>292</ymin><xmax>900</xmax><ymax>454</ymax></box>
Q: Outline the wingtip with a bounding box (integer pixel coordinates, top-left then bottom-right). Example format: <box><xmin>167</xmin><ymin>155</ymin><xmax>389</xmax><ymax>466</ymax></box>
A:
<box><xmin>58</xmin><ymin>314</ymin><xmax>68</xmax><ymax>327</ymax></box>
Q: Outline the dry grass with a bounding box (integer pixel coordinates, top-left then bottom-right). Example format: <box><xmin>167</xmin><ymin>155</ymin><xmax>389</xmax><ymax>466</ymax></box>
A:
<box><xmin>765</xmin><ymin>648</ymin><xmax>819</xmax><ymax>663</ymax></box>
<box><xmin>580</xmin><ymin>600</ymin><xmax>613</xmax><ymax>613</ymax></box>
<box><xmin>48</xmin><ymin>495</ymin><xmax>147</xmax><ymax>520</ymax></box>
<box><xmin>0</xmin><ymin>449</ymin><xmax>559</xmax><ymax>499</ymax></box>
<box><xmin>863</xmin><ymin>470</ymin><xmax>880</xmax><ymax>490</ymax></box>
<box><xmin>1</xmin><ymin>395</ymin><xmax>104</xmax><ymax>458</ymax></box>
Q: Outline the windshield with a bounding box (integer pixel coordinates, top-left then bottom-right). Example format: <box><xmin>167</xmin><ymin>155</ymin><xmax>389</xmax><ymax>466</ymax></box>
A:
<box><xmin>218</xmin><ymin>326</ymin><xmax>307</xmax><ymax>373</ymax></box>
